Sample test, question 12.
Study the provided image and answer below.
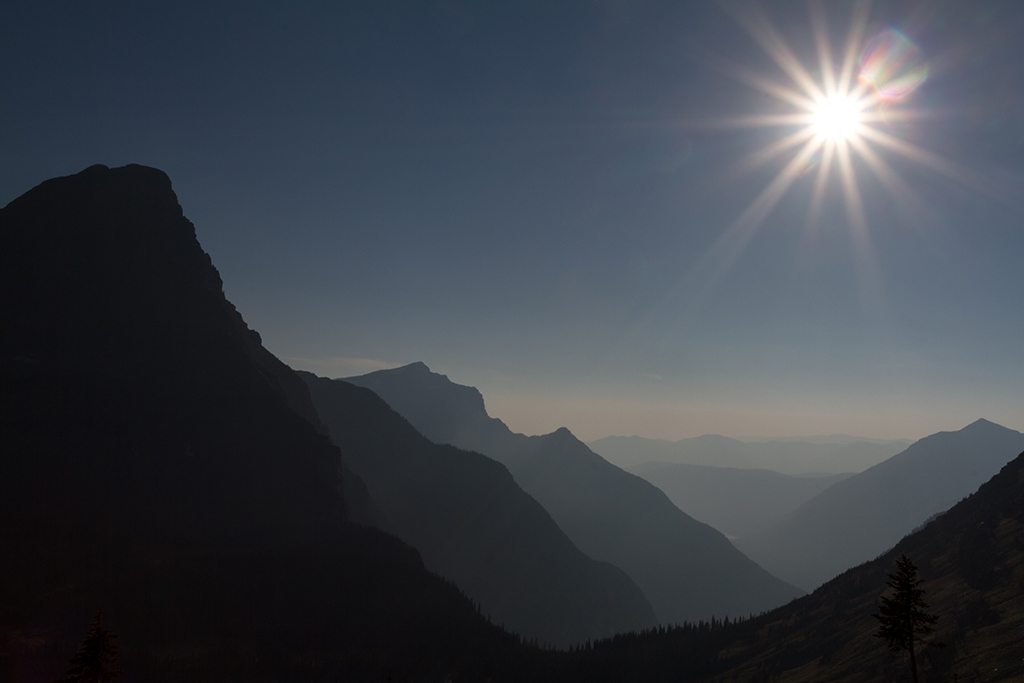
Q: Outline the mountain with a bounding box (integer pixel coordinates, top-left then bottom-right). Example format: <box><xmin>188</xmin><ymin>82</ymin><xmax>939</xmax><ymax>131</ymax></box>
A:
<box><xmin>734</xmin><ymin>419</ymin><xmax>1024</xmax><ymax>591</ymax></box>
<box><xmin>8</xmin><ymin>164</ymin><xmax>1021</xmax><ymax>683</ymax></box>
<box><xmin>344</xmin><ymin>363</ymin><xmax>804</xmax><ymax>625</ymax></box>
<box><xmin>299</xmin><ymin>371</ymin><xmax>657</xmax><ymax>646</ymax></box>
<box><xmin>753</xmin><ymin>434</ymin><xmax>915</xmax><ymax>446</ymax></box>
<box><xmin>558</xmin><ymin>446</ymin><xmax>1024</xmax><ymax>683</ymax></box>
<box><xmin>628</xmin><ymin>462</ymin><xmax>852</xmax><ymax>538</ymax></box>
<box><xmin>588</xmin><ymin>433</ymin><xmax>907</xmax><ymax>475</ymax></box>
<box><xmin>0</xmin><ymin>165</ymin><xmax>535</xmax><ymax>682</ymax></box>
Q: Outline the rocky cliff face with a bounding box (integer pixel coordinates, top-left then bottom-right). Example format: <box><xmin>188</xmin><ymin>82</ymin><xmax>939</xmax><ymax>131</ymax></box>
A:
<box><xmin>0</xmin><ymin>163</ymin><xmax>345</xmax><ymax>545</ymax></box>
<box><xmin>0</xmin><ymin>165</ymin><xmax>526</xmax><ymax>682</ymax></box>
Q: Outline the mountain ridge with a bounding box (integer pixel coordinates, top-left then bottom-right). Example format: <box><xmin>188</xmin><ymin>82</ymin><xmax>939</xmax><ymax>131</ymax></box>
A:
<box><xmin>345</xmin><ymin>362</ymin><xmax>804</xmax><ymax>624</ymax></box>
<box><xmin>300</xmin><ymin>370</ymin><xmax>658</xmax><ymax>646</ymax></box>
<box><xmin>735</xmin><ymin>417</ymin><xmax>1024</xmax><ymax>590</ymax></box>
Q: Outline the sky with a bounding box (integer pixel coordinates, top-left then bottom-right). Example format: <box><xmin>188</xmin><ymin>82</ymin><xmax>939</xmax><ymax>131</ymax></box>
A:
<box><xmin>3</xmin><ymin>1</ymin><xmax>1023</xmax><ymax>442</ymax></box>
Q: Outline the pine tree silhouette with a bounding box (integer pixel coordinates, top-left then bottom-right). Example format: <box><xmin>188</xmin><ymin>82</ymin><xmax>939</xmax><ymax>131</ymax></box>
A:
<box><xmin>54</xmin><ymin>612</ymin><xmax>123</xmax><ymax>683</ymax></box>
<box><xmin>873</xmin><ymin>555</ymin><xmax>943</xmax><ymax>683</ymax></box>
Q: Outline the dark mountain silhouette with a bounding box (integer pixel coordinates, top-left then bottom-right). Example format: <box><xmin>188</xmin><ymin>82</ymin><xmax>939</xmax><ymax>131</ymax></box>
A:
<box><xmin>555</xmin><ymin>446</ymin><xmax>1024</xmax><ymax>683</ymax></box>
<box><xmin>0</xmin><ymin>165</ymin><xmax>537</xmax><ymax>682</ymax></box>
<box><xmin>628</xmin><ymin>462</ymin><xmax>852</xmax><ymax>538</ymax></box>
<box><xmin>734</xmin><ymin>419</ymin><xmax>1024</xmax><ymax>590</ymax></box>
<box><xmin>13</xmin><ymin>164</ymin><xmax>1021</xmax><ymax>683</ymax></box>
<box><xmin>299</xmin><ymin>371</ymin><xmax>657</xmax><ymax>646</ymax></box>
<box><xmin>588</xmin><ymin>433</ymin><xmax>907</xmax><ymax>475</ymax></box>
<box><xmin>344</xmin><ymin>363</ymin><xmax>804</xmax><ymax>625</ymax></box>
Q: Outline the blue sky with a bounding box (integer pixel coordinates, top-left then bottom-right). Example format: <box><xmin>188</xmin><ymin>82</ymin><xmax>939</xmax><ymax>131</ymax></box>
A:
<box><xmin>3</xmin><ymin>1</ymin><xmax>1023</xmax><ymax>440</ymax></box>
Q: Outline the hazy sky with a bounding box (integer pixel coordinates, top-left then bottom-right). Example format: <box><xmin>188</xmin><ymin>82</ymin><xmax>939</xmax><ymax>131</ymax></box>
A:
<box><xmin>3</xmin><ymin>1</ymin><xmax>1023</xmax><ymax>441</ymax></box>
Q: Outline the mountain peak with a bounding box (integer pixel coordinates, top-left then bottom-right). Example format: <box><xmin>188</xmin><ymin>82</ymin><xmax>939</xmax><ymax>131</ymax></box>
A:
<box><xmin>385</xmin><ymin>361</ymin><xmax>431</xmax><ymax>374</ymax></box>
<box><xmin>548</xmin><ymin>426</ymin><xmax>578</xmax><ymax>442</ymax></box>
<box><xmin>368</xmin><ymin>361</ymin><xmax>445</xmax><ymax>381</ymax></box>
<box><xmin>345</xmin><ymin>363</ymin><xmax>504</xmax><ymax>446</ymax></box>
<box><xmin>1</xmin><ymin>162</ymin><xmax>348</xmax><ymax>541</ymax></box>
<box><xmin>540</xmin><ymin>426</ymin><xmax>589</xmax><ymax>451</ymax></box>
<box><xmin>0</xmin><ymin>164</ymin><xmax>226</xmax><ymax>367</ymax></box>
<box><xmin>933</xmin><ymin>418</ymin><xmax>1020</xmax><ymax>443</ymax></box>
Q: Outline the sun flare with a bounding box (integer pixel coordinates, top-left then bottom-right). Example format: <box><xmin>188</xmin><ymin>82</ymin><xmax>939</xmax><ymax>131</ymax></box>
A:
<box><xmin>812</xmin><ymin>95</ymin><xmax>862</xmax><ymax>141</ymax></box>
<box><xmin>682</xmin><ymin>4</ymin><xmax>982</xmax><ymax>314</ymax></box>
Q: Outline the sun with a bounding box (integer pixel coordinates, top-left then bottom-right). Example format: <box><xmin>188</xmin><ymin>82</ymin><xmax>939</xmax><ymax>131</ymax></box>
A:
<box><xmin>681</xmin><ymin>4</ymin><xmax>979</xmax><ymax>313</ymax></box>
<box><xmin>812</xmin><ymin>95</ymin><xmax>862</xmax><ymax>141</ymax></box>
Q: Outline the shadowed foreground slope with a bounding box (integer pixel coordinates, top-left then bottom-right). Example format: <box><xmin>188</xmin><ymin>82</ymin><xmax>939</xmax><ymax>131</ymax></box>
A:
<box><xmin>553</xmin><ymin>447</ymin><xmax>1024</xmax><ymax>683</ymax></box>
<box><xmin>345</xmin><ymin>362</ymin><xmax>803</xmax><ymax>624</ymax></box>
<box><xmin>300</xmin><ymin>371</ymin><xmax>657</xmax><ymax>646</ymax></box>
<box><xmin>0</xmin><ymin>165</ymin><xmax>535</xmax><ymax>682</ymax></box>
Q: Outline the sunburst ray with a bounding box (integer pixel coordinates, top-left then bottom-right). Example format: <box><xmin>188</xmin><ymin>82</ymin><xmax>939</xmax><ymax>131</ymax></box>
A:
<box><xmin>807</xmin><ymin>139</ymin><xmax>837</xmax><ymax>231</ymax></box>
<box><xmin>836</xmin><ymin>1</ymin><xmax>871</xmax><ymax>97</ymax></box>
<box><xmin>679</xmin><ymin>1</ymin><xmax>1000</xmax><ymax>318</ymax></box>
<box><xmin>729</xmin><ymin>5</ymin><xmax>825</xmax><ymax>103</ymax></box>
<box><xmin>809</xmin><ymin>2</ymin><xmax>837</xmax><ymax>97</ymax></box>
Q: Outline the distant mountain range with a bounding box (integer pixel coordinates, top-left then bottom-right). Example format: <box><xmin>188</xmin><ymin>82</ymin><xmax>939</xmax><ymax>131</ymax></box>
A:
<box><xmin>734</xmin><ymin>418</ymin><xmax>1024</xmax><ymax>591</ymax></box>
<box><xmin>345</xmin><ymin>362</ymin><xmax>803</xmax><ymax>624</ymax></box>
<box><xmin>628</xmin><ymin>462</ymin><xmax>852</xmax><ymax>538</ymax></box>
<box><xmin>588</xmin><ymin>434</ymin><xmax>909</xmax><ymax>475</ymax></box>
<box><xmin>748</xmin><ymin>434</ymin><xmax>914</xmax><ymax>446</ymax></box>
<box><xmin>299</xmin><ymin>371</ymin><xmax>657</xmax><ymax>646</ymax></box>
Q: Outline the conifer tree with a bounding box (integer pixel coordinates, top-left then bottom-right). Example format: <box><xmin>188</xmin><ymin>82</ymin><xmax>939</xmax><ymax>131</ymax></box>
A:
<box><xmin>873</xmin><ymin>555</ymin><xmax>943</xmax><ymax>683</ymax></box>
<box><xmin>54</xmin><ymin>612</ymin><xmax>123</xmax><ymax>683</ymax></box>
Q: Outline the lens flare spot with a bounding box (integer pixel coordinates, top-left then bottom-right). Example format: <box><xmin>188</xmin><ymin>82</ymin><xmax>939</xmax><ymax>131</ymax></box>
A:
<box><xmin>813</xmin><ymin>96</ymin><xmax>861</xmax><ymax>140</ymax></box>
<box><xmin>859</xmin><ymin>29</ymin><xmax>928</xmax><ymax>100</ymax></box>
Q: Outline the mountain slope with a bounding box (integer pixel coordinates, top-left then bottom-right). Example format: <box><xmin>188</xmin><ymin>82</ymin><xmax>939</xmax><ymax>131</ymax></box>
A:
<box><xmin>628</xmin><ymin>462</ymin><xmax>852</xmax><ymax>538</ymax></box>
<box><xmin>588</xmin><ymin>434</ymin><xmax>907</xmax><ymax>475</ymax></box>
<box><xmin>735</xmin><ymin>418</ymin><xmax>1024</xmax><ymax>590</ymax></box>
<box><xmin>300</xmin><ymin>372</ymin><xmax>657</xmax><ymax>646</ymax></box>
<box><xmin>0</xmin><ymin>165</ymin><xmax>533</xmax><ymax>682</ymax></box>
<box><xmin>559</xmin><ymin>446</ymin><xmax>1024</xmax><ymax>683</ymax></box>
<box><xmin>345</xmin><ymin>362</ymin><xmax>803</xmax><ymax>624</ymax></box>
